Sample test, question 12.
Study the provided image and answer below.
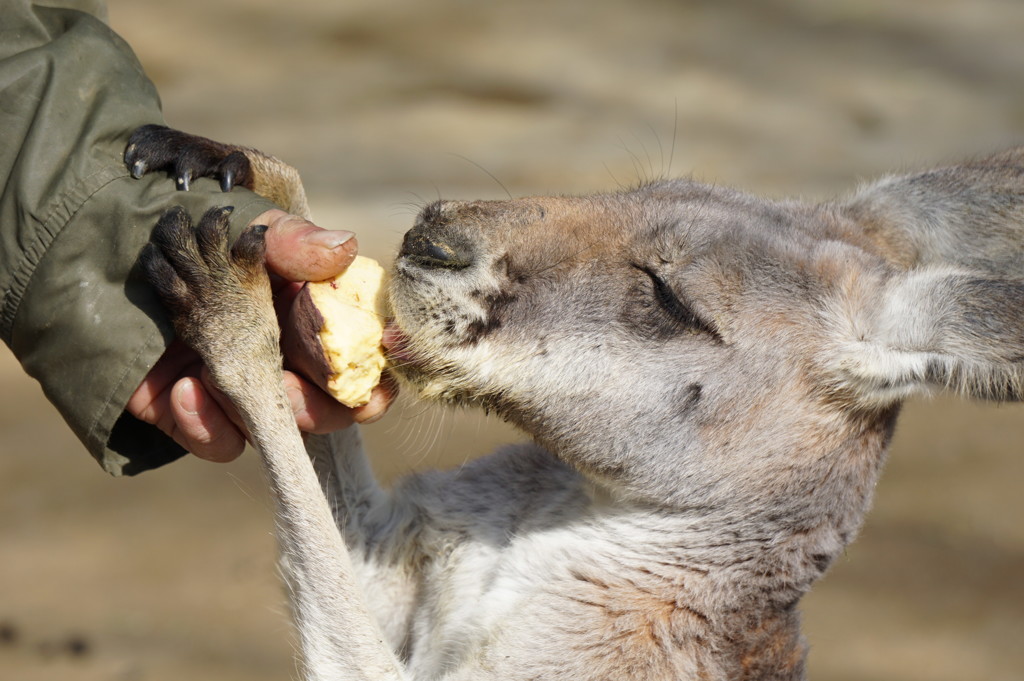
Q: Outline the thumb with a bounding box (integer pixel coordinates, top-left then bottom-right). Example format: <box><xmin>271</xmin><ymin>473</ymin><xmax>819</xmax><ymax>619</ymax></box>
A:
<box><xmin>255</xmin><ymin>209</ymin><xmax>358</xmax><ymax>282</ymax></box>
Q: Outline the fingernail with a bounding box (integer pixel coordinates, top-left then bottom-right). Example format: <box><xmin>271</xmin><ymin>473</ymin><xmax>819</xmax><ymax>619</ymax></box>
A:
<box><xmin>303</xmin><ymin>229</ymin><xmax>355</xmax><ymax>250</ymax></box>
<box><xmin>176</xmin><ymin>379</ymin><xmax>204</xmax><ymax>415</ymax></box>
<box><xmin>358</xmin><ymin>410</ymin><xmax>386</xmax><ymax>425</ymax></box>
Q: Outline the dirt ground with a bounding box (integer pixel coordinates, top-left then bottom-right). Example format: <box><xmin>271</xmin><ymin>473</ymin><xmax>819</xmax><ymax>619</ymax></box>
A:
<box><xmin>2</xmin><ymin>0</ymin><xmax>1024</xmax><ymax>679</ymax></box>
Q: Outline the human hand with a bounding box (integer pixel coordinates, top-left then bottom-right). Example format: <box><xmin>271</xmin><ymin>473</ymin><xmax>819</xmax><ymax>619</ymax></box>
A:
<box><xmin>127</xmin><ymin>209</ymin><xmax>396</xmax><ymax>462</ymax></box>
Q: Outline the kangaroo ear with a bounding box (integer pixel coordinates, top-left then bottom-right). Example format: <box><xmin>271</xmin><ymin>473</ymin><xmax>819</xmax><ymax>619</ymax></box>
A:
<box><xmin>828</xmin><ymin>148</ymin><xmax>1024</xmax><ymax>407</ymax></box>
<box><xmin>829</xmin><ymin>268</ymin><xmax>1024</xmax><ymax>407</ymax></box>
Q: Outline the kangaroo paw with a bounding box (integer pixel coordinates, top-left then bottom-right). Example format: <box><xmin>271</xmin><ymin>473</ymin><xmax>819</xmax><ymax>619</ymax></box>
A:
<box><xmin>125</xmin><ymin>124</ymin><xmax>254</xmax><ymax>193</ymax></box>
<box><xmin>140</xmin><ymin>205</ymin><xmax>280</xmax><ymax>398</ymax></box>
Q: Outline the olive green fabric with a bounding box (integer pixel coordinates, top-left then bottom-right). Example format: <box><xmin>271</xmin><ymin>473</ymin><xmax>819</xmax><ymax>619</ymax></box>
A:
<box><xmin>0</xmin><ymin>2</ymin><xmax>277</xmax><ymax>475</ymax></box>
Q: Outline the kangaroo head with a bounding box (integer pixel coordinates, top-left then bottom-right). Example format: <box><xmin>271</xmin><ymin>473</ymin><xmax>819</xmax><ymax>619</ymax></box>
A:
<box><xmin>389</xmin><ymin>151</ymin><xmax>1024</xmax><ymax>524</ymax></box>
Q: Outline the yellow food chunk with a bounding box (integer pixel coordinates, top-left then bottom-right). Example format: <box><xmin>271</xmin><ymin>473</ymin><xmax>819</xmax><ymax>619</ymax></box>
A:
<box><xmin>306</xmin><ymin>256</ymin><xmax>389</xmax><ymax>407</ymax></box>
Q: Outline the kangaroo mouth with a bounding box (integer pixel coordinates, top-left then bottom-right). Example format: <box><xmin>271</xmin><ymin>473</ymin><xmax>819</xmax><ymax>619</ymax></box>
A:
<box><xmin>382</xmin><ymin>323</ymin><xmax>419</xmax><ymax>369</ymax></box>
<box><xmin>381</xmin><ymin>321</ymin><xmax>446</xmax><ymax>388</ymax></box>
<box><xmin>380</xmin><ymin>318</ymin><xmax>490</xmax><ymax>408</ymax></box>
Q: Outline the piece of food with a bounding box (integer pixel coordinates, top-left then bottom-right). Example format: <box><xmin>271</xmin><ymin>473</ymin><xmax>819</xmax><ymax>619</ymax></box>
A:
<box><xmin>283</xmin><ymin>256</ymin><xmax>389</xmax><ymax>407</ymax></box>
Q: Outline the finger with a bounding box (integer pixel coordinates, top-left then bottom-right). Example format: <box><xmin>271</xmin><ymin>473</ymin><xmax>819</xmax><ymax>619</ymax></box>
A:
<box><xmin>127</xmin><ymin>376</ymin><xmax>173</xmax><ymax>429</ymax></box>
<box><xmin>282</xmin><ymin>371</ymin><xmax>356</xmax><ymax>434</ymax></box>
<box><xmin>170</xmin><ymin>377</ymin><xmax>247</xmax><ymax>462</ymax></box>
<box><xmin>253</xmin><ymin>209</ymin><xmax>358</xmax><ymax>283</ymax></box>
<box><xmin>273</xmin><ymin>280</ymin><xmax>304</xmax><ymax>320</ymax></box>
<box><xmin>128</xmin><ymin>374</ymin><xmax>180</xmax><ymax>439</ymax></box>
<box><xmin>126</xmin><ymin>342</ymin><xmax>202</xmax><ymax>419</ymax></box>
<box><xmin>353</xmin><ymin>372</ymin><xmax>399</xmax><ymax>425</ymax></box>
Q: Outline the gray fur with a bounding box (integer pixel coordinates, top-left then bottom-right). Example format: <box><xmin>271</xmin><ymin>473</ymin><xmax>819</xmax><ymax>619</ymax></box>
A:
<box><xmin>144</xmin><ymin>142</ymin><xmax>1024</xmax><ymax>680</ymax></box>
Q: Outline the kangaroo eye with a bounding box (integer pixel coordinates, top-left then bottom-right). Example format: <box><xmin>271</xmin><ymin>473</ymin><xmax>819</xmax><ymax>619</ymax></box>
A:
<box><xmin>632</xmin><ymin>264</ymin><xmax>720</xmax><ymax>339</ymax></box>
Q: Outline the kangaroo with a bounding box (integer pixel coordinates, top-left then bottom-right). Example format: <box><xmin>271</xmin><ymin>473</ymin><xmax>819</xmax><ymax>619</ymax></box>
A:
<box><xmin>126</xmin><ymin>125</ymin><xmax>1024</xmax><ymax>680</ymax></box>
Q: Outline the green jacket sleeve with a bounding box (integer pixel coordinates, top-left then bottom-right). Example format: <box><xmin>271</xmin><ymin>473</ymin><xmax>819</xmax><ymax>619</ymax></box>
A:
<box><xmin>0</xmin><ymin>2</ymin><xmax>278</xmax><ymax>475</ymax></box>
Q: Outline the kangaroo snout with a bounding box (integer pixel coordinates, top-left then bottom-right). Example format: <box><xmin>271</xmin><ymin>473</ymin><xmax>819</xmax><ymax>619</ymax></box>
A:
<box><xmin>400</xmin><ymin>202</ymin><xmax>477</xmax><ymax>270</ymax></box>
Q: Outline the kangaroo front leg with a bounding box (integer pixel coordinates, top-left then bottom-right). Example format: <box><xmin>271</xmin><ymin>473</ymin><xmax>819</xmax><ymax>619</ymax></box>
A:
<box><xmin>140</xmin><ymin>206</ymin><xmax>406</xmax><ymax>681</ymax></box>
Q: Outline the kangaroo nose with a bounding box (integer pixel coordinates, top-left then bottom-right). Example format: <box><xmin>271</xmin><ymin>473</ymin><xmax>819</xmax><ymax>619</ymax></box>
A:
<box><xmin>399</xmin><ymin>228</ymin><xmax>474</xmax><ymax>270</ymax></box>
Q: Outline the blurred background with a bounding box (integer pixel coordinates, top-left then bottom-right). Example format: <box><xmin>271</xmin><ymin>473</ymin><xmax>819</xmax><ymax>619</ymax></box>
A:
<box><xmin>2</xmin><ymin>0</ymin><xmax>1024</xmax><ymax>679</ymax></box>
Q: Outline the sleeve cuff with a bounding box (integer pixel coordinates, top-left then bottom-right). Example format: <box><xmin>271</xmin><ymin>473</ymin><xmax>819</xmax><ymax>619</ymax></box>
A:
<box><xmin>9</xmin><ymin>170</ymin><xmax>276</xmax><ymax>475</ymax></box>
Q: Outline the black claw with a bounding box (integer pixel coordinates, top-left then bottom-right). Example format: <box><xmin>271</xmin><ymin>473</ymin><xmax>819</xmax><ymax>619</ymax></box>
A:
<box><xmin>231</xmin><ymin>223</ymin><xmax>269</xmax><ymax>271</ymax></box>
<box><xmin>220</xmin><ymin>168</ymin><xmax>235</xmax><ymax>192</ymax></box>
<box><xmin>177</xmin><ymin>172</ymin><xmax>191</xmax><ymax>192</ymax></box>
<box><xmin>219</xmin><ymin>151</ymin><xmax>251</xmax><ymax>192</ymax></box>
<box><xmin>131</xmin><ymin>159</ymin><xmax>147</xmax><ymax>179</ymax></box>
